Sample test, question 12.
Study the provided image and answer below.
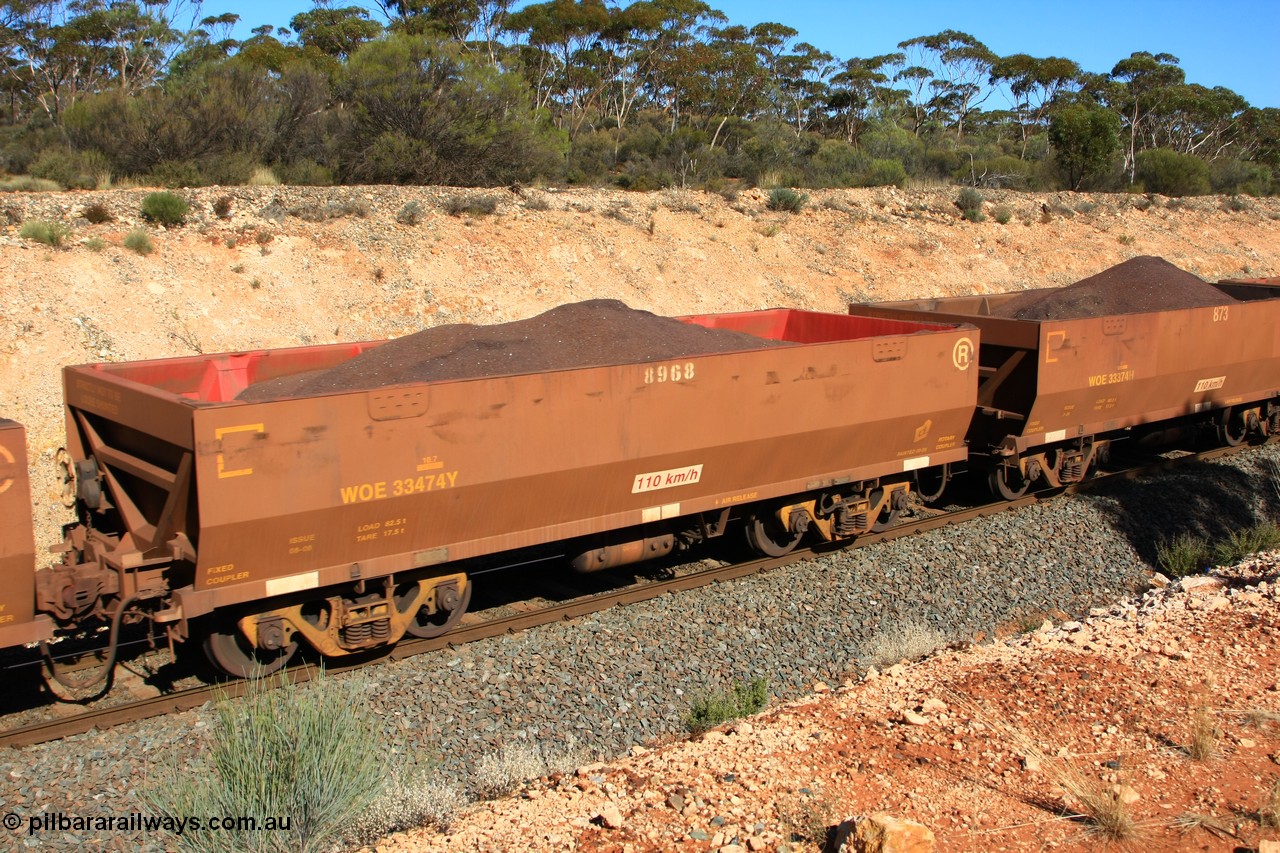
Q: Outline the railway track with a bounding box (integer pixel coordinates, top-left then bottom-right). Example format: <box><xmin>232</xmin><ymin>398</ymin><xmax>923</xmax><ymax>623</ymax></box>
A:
<box><xmin>0</xmin><ymin>440</ymin><xmax>1256</xmax><ymax>749</ymax></box>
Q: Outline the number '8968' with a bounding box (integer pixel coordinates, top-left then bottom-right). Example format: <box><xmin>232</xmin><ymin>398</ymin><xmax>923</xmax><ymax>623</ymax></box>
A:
<box><xmin>643</xmin><ymin>362</ymin><xmax>695</xmax><ymax>384</ymax></box>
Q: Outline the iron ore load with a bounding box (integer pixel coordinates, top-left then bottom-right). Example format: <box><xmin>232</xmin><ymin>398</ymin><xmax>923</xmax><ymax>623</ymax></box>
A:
<box><xmin>44</xmin><ymin>301</ymin><xmax>975</xmax><ymax>676</ymax></box>
<box><xmin>849</xmin><ymin>257</ymin><xmax>1280</xmax><ymax>499</ymax></box>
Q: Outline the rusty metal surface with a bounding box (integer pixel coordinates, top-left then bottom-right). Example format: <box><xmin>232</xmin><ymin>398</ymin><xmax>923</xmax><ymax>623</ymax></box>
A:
<box><xmin>850</xmin><ymin>289</ymin><xmax>1280</xmax><ymax>454</ymax></box>
<box><xmin>0</xmin><ymin>421</ymin><xmax>51</xmax><ymax>647</ymax></box>
<box><xmin>0</xmin><ymin>421</ymin><xmax>35</xmax><ymax>629</ymax></box>
<box><xmin>62</xmin><ymin>310</ymin><xmax>977</xmax><ymax>618</ymax></box>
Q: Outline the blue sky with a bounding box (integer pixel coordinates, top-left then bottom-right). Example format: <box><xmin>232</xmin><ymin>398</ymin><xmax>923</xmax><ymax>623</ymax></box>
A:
<box><xmin>208</xmin><ymin>0</ymin><xmax>1279</xmax><ymax>109</ymax></box>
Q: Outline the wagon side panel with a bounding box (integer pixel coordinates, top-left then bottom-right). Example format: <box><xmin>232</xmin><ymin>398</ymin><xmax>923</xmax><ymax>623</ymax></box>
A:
<box><xmin>186</xmin><ymin>320</ymin><xmax>977</xmax><ymax>610</ymax></box>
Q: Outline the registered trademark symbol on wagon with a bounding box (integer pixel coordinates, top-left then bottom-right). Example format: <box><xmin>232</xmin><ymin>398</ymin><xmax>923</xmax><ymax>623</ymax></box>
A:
<box><xmin>953</xmin><ymin>337</ymin><xmax>974</xmax><ymax>371</ymax></box>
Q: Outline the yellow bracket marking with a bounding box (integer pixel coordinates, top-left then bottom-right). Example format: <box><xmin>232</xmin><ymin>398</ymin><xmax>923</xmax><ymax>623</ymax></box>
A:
<box><xmin>0</xmin><ymin>443</ymin><xmax>12</xmax><ymax>495</ymax></box>
<box><xmin>1045</xmin><ymin>330</ymin><xmax>1067</xmax><ymax>363</ymax></box>
<box><xmin>417</xmin><ymin>457</ymin><xmax>445</xmax><ymax>472</ymax></box>
<box><xmin>215</xmin><ymin>423</ymin><xmax>264</xmax><ymax>478</ymax></box>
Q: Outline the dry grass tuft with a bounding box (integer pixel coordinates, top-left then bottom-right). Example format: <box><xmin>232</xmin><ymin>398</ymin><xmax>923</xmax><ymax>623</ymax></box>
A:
<box><xmin>1261</xmin><ymin>778</ymin><xmax>1280</xmax><ymax>829</ymax></box>
<box><xmin>348</xmin><ymin>769</ymin><xmax>464</xmax><ymax>844</ymax></box>
<box><xmin>1171</xmin><ymin>811</ymin><xmax>1236</xmax><ymax>839</ymax></box>
<box><xmin>862</xmin><ymin>619</ymin><xmax>948</xmax><ymax>669</ymax></box>
<box><xmin>1056</xmin><ymin>770</ymin><xmax>1141</xmax><ymax>842</ymax></box>
<box><xmin>1239</xmin><ymin>708</ymin><xmax>1280</xmax><ymax>728</ymax></box>
<box><xmin>248</xmin><ymin>166</ymin><xmax>281</xmax><ymax>186</ymax></box>
<box><xmin>1185</xmin><ymin>703</ymin><xmax>1219</xmax><ymax>762</ymax></box>
<box><xmin>470</xmin><ymin>737</ymin><xmax>590</xmax><ymax>800</ymax></box>
<box><xmin>943</xmin><ymin>689</ymin><xmax>1143</xmax><ymax>842</ymax></box>
<box><xmin>776</xmin><ymin>788</ymin><xmax>837</xmax><ymax>847</ymax></box>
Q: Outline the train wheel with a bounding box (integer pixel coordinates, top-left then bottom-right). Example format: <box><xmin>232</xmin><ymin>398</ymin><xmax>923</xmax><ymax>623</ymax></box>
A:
<box><xmin>403</xmin><ymin>578</ymin><xmax>472</xmax><ymax>639</ymax></box>
<box><xmin>1216</xmin><ymin>407</ymin><xmax>1249</xmax><ymax>447</ymax></box>
<box><xmin>204</xmin><ymin>615</ymin><xmax>297</xmax><ymax>678</ymax></box>
<box><xmin>744</xmin><ymin>511</ymin><xmax>803</xmax><ymax>557</ymax></box>
<box><xmin>988</xmin><ymin>464</ymin><xmax>1030</xmax><ymax>501</ymax></box>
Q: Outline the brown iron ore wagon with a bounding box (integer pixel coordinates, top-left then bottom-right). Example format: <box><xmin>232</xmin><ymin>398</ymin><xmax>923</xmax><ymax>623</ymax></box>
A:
<box><xmin>43</xmin><ymin>306</ymin><xmax>976</xmax><ymax>676</ymax></box>
<box><xmin>849</xmin><ymin>261</ymin><xmax>1280</xmax><ymax>499</ymax></box>
<box><xmin>0</xmin><ymin>420</ymin><xmax>51</xmax><ymax>648</ymax></box>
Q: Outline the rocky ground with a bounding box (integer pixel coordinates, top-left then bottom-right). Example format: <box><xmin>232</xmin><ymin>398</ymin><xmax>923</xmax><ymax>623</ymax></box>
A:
<box><xmin>1</xmin><ymin>184</ymin><xmax>1279</xmax><ymax>853</ymax></box>
<box><xmin>375</xmin><ymin>558</ymin><xmax>1280</xmax><ymax>853</ymax></box>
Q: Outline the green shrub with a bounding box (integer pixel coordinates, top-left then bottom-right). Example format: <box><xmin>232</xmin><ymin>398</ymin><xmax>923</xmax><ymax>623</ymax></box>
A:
<box><xmin>1135</xmin><ymin>148</ymin><xmax>1210</xmax><ymax>197</ymax></box>
<box><xmin>82</xmin><ymin>202</ymin><xmax>113</xmax><ymax>224</ymax></box>
<box><xmin>993</xmin><ymin>205</ymin><xmax>1013</xmax><ymax>225</ymax></box>
<box><xmin>276</xmin><ymin>159</ymin><xmax>335</xmax><ymax>187</ymax></box>
<box><xmin>143</xmin><ymin>670</ymin><xmax>385</xmax><ymax>853</ymax></box>
<box><xmin>141</xmin><ymin>191</ymin><xmax>190</xmax><ymax>226</ymax></box>
<box><xmin>20</xmin><ymin>219</ymin><xmax>71</xmax><ymax>247</ymax></box>
<box><xmin>146</xmin><ymin>159</ymin><xmax>206</xmax><ymax>188</ymax></box>
<box><xmin>1156</xmin><ymin>532</ymin><xmax>1211</xmax><ymax>577</ymax></box>
<box><xmin>84</xmin><ymin>236</ymin><xmax>108</xmax><ymax>252</ymax></box>
<box><xmin>442</xmin><ymin>194</ymin><xmax>500</xmax><ymax>217</ymax></box>
<box><xmin>684</xmin><ymin>677</ymin><xmax>768</xmax><ymax>735</ymax></box>
<box><xmin>766</xmin><ymin>187</ymin><xmax>808</xmax><ymax>213</ymax></box>
<box><xmin>956</xmin><ymin>187</ymin><xmax>985</xmax><ymax>221</ymax></box>
<box><xmin>396</xmin><ymin>200</ymin><xmax>425</xmax><ymax>225</ymax></box>
<box><xmin>860</xmin><ymin>158</ymin><xmax>908</xmax><ymax>188</ymax></box>
<box><xmin>1212</xmin><ymin>522</ymin><xmax>1280</xmax><ymax>565</ymax></box>
<box><xmin>1209</xmin><ymin>158</ymin><xmax>1272</xmax><ymax>196</ymax></box>
<box><xmin>187</xmin><ymin>153</ymin><xmax>255</xmax><ymax>187</ymax></box>
<box><xmin>804</xmin><ymin>139</ymin><xmax>865</xmax><ymax>187</ymax></box>
<box><xmin>124</xmin><ymin>228</ymin><xmax>154</xmax><ymax>255</ymax></box>
<box><xmin>30</xmin><ymin>145</ymin><xmax>102</xmax><ymax>189</ymax></box>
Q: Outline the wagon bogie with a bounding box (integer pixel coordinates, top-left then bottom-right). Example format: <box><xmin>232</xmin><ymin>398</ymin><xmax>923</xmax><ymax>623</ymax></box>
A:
<box><xmin>227</xmin><ymin>570</ymin><xmax>472</xmax><ymax>662</ymax></box>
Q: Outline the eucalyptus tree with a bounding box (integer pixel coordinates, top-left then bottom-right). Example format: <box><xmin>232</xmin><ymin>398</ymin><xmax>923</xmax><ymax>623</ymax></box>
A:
<box><xmin>338</xmin><ymin>32</ymin><xmax>565</xmax><ymax>184</ymax></box>
<box><xmin>684</xmin><ymin>22</ymin><xmax>760</xmax><ymax>148</ymax></box>
<box><xmin>503</xmin><ymin>0</ymin><xmax>610</xmax><ymax>130</ymax></box>
<box><xmin>896</xmin><ymin>29</ymin><xmax>994</xmax><ymax>137</ymax></box>
<box><xmin>826</xmin><ymin>53</ymin><xmax>902</xmax><ymax>145</ymax></box>
<box><xmin>1109</xmin><ymin>50</ymin><xmax>1184</xmax><ymax>182</ymax></box>
<box><xmin>1145</xmin><ymin>83</ymin><xmax>1249</xmax><ymax>160</ymax></box>
<box><xmin>1048</xmin><ymin>97</ymin><xmax>1121</xmax><ymax>190</ymax></box>
<box><xmin>989</xmin><ymin>53</ymin><xmax>1080</xmax><ymax>157</ymax></box>
<box><xmin>10</xmin><ymin>0</ymin><xmax>194</xmax><ymax>120</ymax></box>
<box><xmin>773</xmin><ymin>41</ymin><xmax>834</xmax><ymax>135</ymax></box>
<box><xmin>290</xmin><ymin>5</ymin><xmax>382</xmax><ymax>62</ymax></box>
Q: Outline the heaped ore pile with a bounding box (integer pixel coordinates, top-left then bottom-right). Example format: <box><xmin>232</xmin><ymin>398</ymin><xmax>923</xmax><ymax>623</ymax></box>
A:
<box><xmin>991</xmin><ymin>256</ymin><xmax>1238</xmax><ymax>320</ymax></box>
<box><xmin>239</xmin><ymin>299</ymin><xmax>786</xmax><ymax>401</ymax></box>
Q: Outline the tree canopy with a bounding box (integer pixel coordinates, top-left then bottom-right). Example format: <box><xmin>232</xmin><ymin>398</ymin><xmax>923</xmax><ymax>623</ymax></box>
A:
<box><xmin>0</xmin><ymin>1</ymin><xmax>1272</xmax><ymax>195</ymax></box>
